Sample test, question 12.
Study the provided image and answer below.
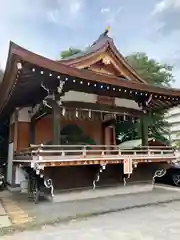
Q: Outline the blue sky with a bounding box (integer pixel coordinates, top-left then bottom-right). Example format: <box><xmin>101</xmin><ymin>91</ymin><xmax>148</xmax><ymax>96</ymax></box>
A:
<box><xmin>1</xmin><ymin>0</ymin><xmax>180</xmax><ymax>87</ymax></box>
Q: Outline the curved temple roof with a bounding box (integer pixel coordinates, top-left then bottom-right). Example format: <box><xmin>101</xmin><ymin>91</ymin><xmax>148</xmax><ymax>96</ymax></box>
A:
<box><xmin>59</xmin><ymin>28</ymin><xmax>115</xmax><ymax>62</ymax></box>
<box><xmin>1</xmin><ymin>29</ymin><xmax>180</xmax><ymax>117</ymax></box>
<box><xmin>59</xmin><ymin>27</ymin><xmax>147</xmax><ymax>84</ymax></box>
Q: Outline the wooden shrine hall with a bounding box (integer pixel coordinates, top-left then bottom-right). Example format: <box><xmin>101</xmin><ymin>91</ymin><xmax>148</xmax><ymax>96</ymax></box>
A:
<box><xmin>1</xmin><ymin>27</ymin><xmax>180</xmax><ymax>198</ymax></box>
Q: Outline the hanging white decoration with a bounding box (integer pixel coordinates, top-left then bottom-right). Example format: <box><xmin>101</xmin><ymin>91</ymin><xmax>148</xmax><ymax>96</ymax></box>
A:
<box><xmin>147</xmin><ymin>94</ymin><xmax>152</xmax><ymax>105</ymax></box>
<box><xmin>88</xmin><ymin>110</ymin><xmax>92</xmax><ymax>118</ymax></box>
<box><xmin>75</xmin><ymin>109</ymin><xmax>79</xmax><ymax>118</ymax></box>
<box><xmin>123</xmin><ymin>114</ymin><xmax>126</xmax><ymax>121</ymax></box>
<box><xmin>62</xmin><ymin>107</ymin><xmax>66</xmax><ymax>116</ymax></box>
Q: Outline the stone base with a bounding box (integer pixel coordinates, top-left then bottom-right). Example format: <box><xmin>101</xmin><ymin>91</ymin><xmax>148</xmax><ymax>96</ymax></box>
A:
<box><xmin>6</xmin><ymin>184</ymin><xmax>21</xmax><ymax>192</ymax></box>
<box><xmin>52</xmin><ymin>182</ymin><xmax>153</xmax><ymax>203</ymax></box>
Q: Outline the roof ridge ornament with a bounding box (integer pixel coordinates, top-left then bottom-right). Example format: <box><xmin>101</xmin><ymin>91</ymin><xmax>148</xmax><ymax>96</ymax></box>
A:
<box><xmin>104</xmin><ymin>26</ymin><xmax>110</xmax><ymax>36</ymax></box>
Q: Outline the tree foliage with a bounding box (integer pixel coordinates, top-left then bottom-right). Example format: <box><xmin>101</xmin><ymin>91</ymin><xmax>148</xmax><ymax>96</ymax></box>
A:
<box><xmin>117</xmin><ymin>112</ymin><xmax>170</xmax><ymax>145</ymax></box>
<box><xmin>60</xmin><ymin>48</ymin><xmax>82</xmax><ymax>59</ymax></box>
<box><xmin>125</xmin><ymin>53</ymin><xmax>174</xmax><ymax>87</ymax></box>
<box><xmin>117</xmin><ymin>53</ymin><xmax>174</xmax><ymax>144</ymax></box>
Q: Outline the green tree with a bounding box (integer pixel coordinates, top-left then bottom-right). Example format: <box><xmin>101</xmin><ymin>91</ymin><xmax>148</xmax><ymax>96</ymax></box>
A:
<box><xmin>125</xmin><ymin>53</ymin><xmax>174</xmax><ymax>87</ymax></box>
<box><xmin>116</xmin><ymin>112</ymin><xmax>169</xmax><ymax>145</ymax></box>
<box><xmin>117</xmin><ymin>53</ymin><xmax>173</xmax><ymax>144</ymax></box>
<box><xmin>60</xmin><ymin>47</ymin><xmax>82</xmax><ymax>59</ymax></box>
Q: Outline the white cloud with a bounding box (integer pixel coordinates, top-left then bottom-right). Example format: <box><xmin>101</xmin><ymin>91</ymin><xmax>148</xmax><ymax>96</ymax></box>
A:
<box><xmin>108</xmin><ymin>6</ymin><xmax>124</xmax><ymax>24</ymax></box>
<box><xmin>151</xmin><ymin>0</ymin><xmax>180</xmax><ymax>35</ymax></box>
<box><xmin>0</xmin><ymin>0</ymin><xmax>86</xmax><ymax>69</ymax></box>
<box><xmin>100</xmin><ymin>5</ymin><xmax>124</xmax><ymax>27</ymax></box>
<box><xmin>70</xmin><ymin>1</ymin><xmax>82</xmax><ymax>14</ymax></box>
<box><xmin>152</xmin><ymin>0</ymin><xmax>180</xmax><ymax>15</ymax></box>
<box><xmin>0</xmin><ymin>0</ymin><xmax>85</xmax><ymax>26</ymax></box>
<box><xmin>47</xmin><ymin>10</ymin><xmax>59</xmax><ymax>24</ymax></box>
<box><xmin>100</xmin><ymin>8</ymin><xmax>110</xmax><ymax>13</ymax></box>
<box><xmin>152</xmin><ymin>1</ymin><xmax>168</xmax><ymax>15</ymax></box>
<box><xmin>46</xmin><ymin>0</ymin><xmax>84</xmax><ymax>25</ymax></box>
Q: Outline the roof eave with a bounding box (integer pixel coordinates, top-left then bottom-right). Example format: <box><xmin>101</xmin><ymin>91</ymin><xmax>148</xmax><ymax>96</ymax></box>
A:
<box><xmin>1</xmin><ymin>42</ymin><xmax>180</xmax><ymax>116</ymax></box>
<box><xmin>7</xmin><ymin>43</ymin><xmax>180</xmax><ymax>96</ymax></box>
<box><xmin>108</xmin><ymin>41</ymin><xmax>147</xmax><ymax>84</ymax></box>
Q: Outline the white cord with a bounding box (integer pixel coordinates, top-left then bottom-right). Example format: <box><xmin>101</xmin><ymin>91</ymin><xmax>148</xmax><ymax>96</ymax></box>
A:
<box><xmin>152</xmin><ymin>169</ymin><xmax>167</xmax><ymax>185</ymax></box>
<box><xmin>92</xmin><ymin>173</ymin><xmax>100</xmax><ymax>190</ymax></box>
<box><xmin>123</xmin><ymin>174</ymin><xmax>131</xmax><ymax>187</ymax></box>
<box><xmin>44</xmin><ymin>179</ymin><xmax>54</xmax><ymax>198</ymax></box>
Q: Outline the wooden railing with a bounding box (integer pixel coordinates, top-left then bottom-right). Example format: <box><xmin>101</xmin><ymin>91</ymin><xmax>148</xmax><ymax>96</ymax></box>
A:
<box><xmin>13</xmin><ymin>145</ymin><xmax>176</xmax><ymax>166</ymax></box>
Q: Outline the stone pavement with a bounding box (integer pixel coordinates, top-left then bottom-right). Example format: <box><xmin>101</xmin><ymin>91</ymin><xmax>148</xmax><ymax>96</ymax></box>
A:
<box><xmin>0</xmin><ymin>198</ymin><xmax>11</xmax><ymax>228</ymax></box>
<box><xmin>3</xmin><ymin>200</ymin><xmax>180</xmax><ymax>239</ymax></box>
<box><xmin>1</xmin><ymin>184</ymin><xmax>180</xmax><ymax>234</ymax></box>
<box><xmin>52</xmin><ymin>183</ymin><xmax>153</xmax><ymax>203</ymax></box>
<box><xmin>1</xmin><ymin>190</ymin><xmax>35</xmax><ymax>227</ymax></box>
<box><xmin>2</xmin><ymin>184</ymin><xmax>153</xmax><ymax>230</ymax></box>
<box><xmin>3</xmin><ymin>184</ymin><xmax>180</xmax><ymax>228</ymax></box>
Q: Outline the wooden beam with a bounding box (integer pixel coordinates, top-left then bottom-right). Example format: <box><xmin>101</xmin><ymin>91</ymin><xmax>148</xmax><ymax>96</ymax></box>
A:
<box><xmin>63</xmin><ymin>101</ymin><xmax>142</xmax><ymax>116</ymax></box>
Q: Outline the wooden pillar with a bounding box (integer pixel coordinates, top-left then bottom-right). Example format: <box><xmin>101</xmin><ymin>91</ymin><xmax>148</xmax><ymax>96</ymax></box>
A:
<box><xmin>30</xmin><ymin>119</ymin><xmax>35</xmax><ymax>144</ymax></box>
<box><xmin>140</xmin><ymin>114</ymin><xmax>148</xmax><ymax>146</ymax></box>
<box><xmin>52</xmin><ymin>102</ymin><xmax>60</xmax><ymax>145</ymax></box>
<box><xmin>13</xmin><ymin>109</ymin><xmax>19</xmax><ymax>152</ymax></box>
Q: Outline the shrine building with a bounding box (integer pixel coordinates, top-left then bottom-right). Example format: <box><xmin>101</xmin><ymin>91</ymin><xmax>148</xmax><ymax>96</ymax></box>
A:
<box><xmin>1</xmin><ymin>27</ymin><xmax>180</xmax><ymax>191</ymax></box>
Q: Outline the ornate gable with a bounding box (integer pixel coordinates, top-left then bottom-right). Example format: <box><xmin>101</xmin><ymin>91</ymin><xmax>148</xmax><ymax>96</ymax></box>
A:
<box><xmin>60</xmin><ymin>27</ymin><xmax>146</xmax><ymax>83</ymax></box>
